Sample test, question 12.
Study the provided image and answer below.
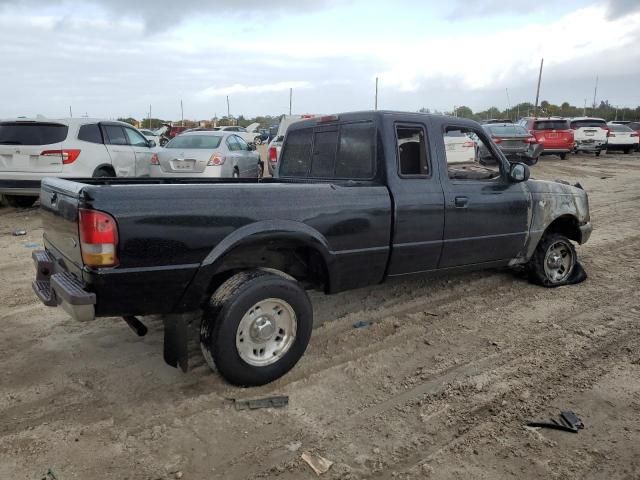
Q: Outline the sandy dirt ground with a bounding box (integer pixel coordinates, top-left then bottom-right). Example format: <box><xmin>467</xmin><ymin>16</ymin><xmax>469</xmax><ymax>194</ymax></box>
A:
<box><xmin>1</xmin><ymin>152</ymin><xmax>639</xmax><ymax>480</ymax></box>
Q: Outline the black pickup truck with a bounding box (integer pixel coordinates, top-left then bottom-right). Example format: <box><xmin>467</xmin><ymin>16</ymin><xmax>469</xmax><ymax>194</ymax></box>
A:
<box><xmin>32</xmin><ymin>111</ymin><xmax>592</xmax><ymax>386</ymax></box>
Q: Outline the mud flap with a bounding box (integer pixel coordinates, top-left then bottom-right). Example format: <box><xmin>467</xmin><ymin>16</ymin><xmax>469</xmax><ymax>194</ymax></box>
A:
<box><xmin>163</xmin><ymin>313</ymin><xmax>190</xmax><ymax>372</ymax></box>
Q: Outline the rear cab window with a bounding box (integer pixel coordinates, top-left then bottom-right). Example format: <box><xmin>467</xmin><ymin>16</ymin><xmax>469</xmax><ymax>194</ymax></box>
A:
<box><xmin>570</xmin><ymin>120</ymin><xmax>606</xmax><ymax>129</ymax></box>
<box><xmin>279</xmin><ymin>121</ymin><xmax>375</xmax><ymax>179</ymax></box>
<box><xmin>0</xmin><ymin>122</ymin><xmax>68</xmax><ymax>145</ymax></box>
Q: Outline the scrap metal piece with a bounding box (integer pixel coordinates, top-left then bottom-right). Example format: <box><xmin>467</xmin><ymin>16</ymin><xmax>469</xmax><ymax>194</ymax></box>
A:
<box><xmin>301</xmin><ymin>451</ymin><xmax>333</xmax><ymax>475</ymax></box>
<box><xmin>561</xmin><ymin>410</ymin><xmax>585</xmax><ymax>429</ymax></box>
<box><xmin>234</xmin><ymin>395</ymin><xmax>289</xmax><ymax>410</ymax></box>
<box><xmin>527</xmin><ymin>420</ymin><xmax>578</xmax><ymax>433</ymax></box>
<box><xmin>527</xmin><ymin>410</ymin><xmax>583</xmax><ymax>433</ymax></box>
<box><xmin>122</xmin><ymin>315</ymin><xmax>148</xmax><ymax>337</ymax></box>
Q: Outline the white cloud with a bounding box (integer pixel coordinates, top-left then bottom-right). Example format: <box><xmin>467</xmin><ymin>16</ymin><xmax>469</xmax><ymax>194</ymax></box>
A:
<box><xmin>198</xmin><ymin>81</ymin><xmax>313</xmax><ymax>97</ymax></box>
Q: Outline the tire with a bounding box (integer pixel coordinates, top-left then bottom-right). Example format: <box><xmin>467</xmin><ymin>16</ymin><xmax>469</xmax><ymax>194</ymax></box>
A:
<box><xmin>254</xmin><ymin>136</ymin><xmax>262</xmax><ymax>145</ymax></box>
<box><xmin>559</xmin><ymin>153</ymin><xmax>567</xmax><ymax>160</ymax></box>
<box><xmin>624</xmin><ymin>148</ymin><xmax>631</xmax><ymax>154</ymax></box>
<box><xmin>524</xmin><ymin>156</ymin><xmax>539</xmax><ymax>166</ymax></box>
<box><xmin>93</xmin><ymin>167</ymin><xmax>114</xmax><ymax>178</ymax></box>
<box><xmin>526</xmin><ymin>233</ymin><xmax>577</xmax><ymax>287</ymax></box>
<box><xmin>3</xmin><ymin>195</ymin><xmax>37</xmax><ymax>208</ymax></box>
<box><xmin>200</xmin><ymin>270</ymin><xmax>313</xmax><ymax>386</ymax></box>
<box><xmin>595</xmin><ymin>150</ymin><xmax>601</xmax><ymax>157</ymax></box>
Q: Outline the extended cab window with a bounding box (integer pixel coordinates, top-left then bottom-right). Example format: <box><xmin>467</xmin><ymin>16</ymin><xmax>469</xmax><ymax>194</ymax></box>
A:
<box><xmin>335</xmin><ymin>122</ymin><xmax>375</xmax><ymax>178</ymax></box>
<box><xmin>310</xmin><ymin>129</ymin><xmax>338</xmax><ymax>177</ymax></box>
<box><xmin>397</xmin><ymin>126</ymin><xmax>428</xmax><ymax>176</ymax></box>
<box><xmin>444</xmin><ymin>126</ymin><xmax>501</xmax><ymax>181</ymax></box>
<box><xmin>279</xmin><ymin>128</ymin><xmax>313</xmax><ymax>176</ymax></box>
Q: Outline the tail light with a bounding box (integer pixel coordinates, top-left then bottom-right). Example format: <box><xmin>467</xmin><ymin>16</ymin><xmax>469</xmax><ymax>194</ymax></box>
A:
<box><xmin>491</xmin><ymin>136</ymin><xmax>503</xmax><ymax>144</ymax></box>
<box><xmin>78</xmin><ymin>209</ymin><xmax>118</xmax><ymax>267</ymax></box>
<box><xmin>150</xmin><ymin>153</ymin><xmax>159</xmax><ymax>165</ymax></box>
<box><xmin>41</xmin><ymin>149</ymin><xmax>81</xmax><ymax>165</ymax></box>
<box><xmin>525</xmin><ymin>136</ymin><xmax>537</xmax><ymax>144</ymax></box>
<box><xmin>268</xmin><ymin>147</ymin><xmax>277</xmax><ymax>163</ymax></box>
<box><xmin>601</xmin><ymin>126</ymin><xmax>611</xmax><ymax>136</ymax></box>
<box><xmin>207</xmin><ymin>153</ymin><xmax>225</xmax><ymax>166</ymax></box>
<box><xmin>631</xmin><ymin>133</ymin><xmax>639</xmax><ymax>137</ymax></box>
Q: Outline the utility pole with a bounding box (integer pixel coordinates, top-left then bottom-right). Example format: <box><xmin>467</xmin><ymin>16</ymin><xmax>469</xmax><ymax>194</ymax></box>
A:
<box><xmin>180</xmin><ymin>99</ymin><xmax>184</xmax><ymax>127</ymax></box>
<box><xmin>374</xmin><ymin>77</ymin><xmax>379</xmax><ymax>111</ymax></box>
<box><xmin>69</xmin><ymin>106</ymin><xmax>72</xmax><ymax>118</ymax></box>
<box><xmin>583</xmin><ymin>98</ymin><xmax>587</xmax><ymax>116</ymax></box>
<box><xmin>592</xmin><ymin>76</ymin><xmax>598</xmax><ymax>110</ymax></box>
<box><xmin>149</xmin><ymin>104</ymin><xmax>152</xmax><ymax>128</ymax></box>
<box><xmin>289</xmin><ymin>88</ymin><xmax>292</xmax><ymax>115</ymax></box>
<box><xmin>614</xmin><ymin>106</ymin><xmax>618</xmax><ymax>121</ymax></box>
<box><xmin>505</xmin><ymin>88</ymin><xmax>512</xmax><ymax>120</ymax></box>
<box><xmin>226</xmin><ymin>96</ymin><xmax>230</xmax><ymax>123</ymax></box>
<box><xmin>534</xmin><ymin>57</ymin><xmax>544</xmax><ymax>117</ymax></box>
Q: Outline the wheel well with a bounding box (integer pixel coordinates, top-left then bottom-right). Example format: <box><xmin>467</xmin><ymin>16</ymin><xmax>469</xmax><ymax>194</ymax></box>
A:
<box><xmin>93</xmin><ymin>164</ymin><xmax>115</xmax><ymax>176</ymax></box>
<box><xmin>544</xmin><ymin>215</ymin><xmax>581</xmax><ymax>243</ymax></box>
<box><xmin>206</xmin><ymin>241</ymin><xmax>329</xmax><ymax>296</ymax></box>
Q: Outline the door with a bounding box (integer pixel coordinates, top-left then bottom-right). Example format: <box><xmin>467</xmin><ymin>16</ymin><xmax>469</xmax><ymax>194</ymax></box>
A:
<box><xmin>233</xmin><ymin>135</ymin><xmax>259</xmax><ymax>177</ymax></box>
<box><xmin>101</xmin><ymin>124</ymin><xmax>136</xmax><ymax>177</ymax></box>
<box><xmin>386</xmin><ymin>122</ymin><xmax>446</xmax><ymax>276</ymax></box>
<box><xmin>124</xmin><ymin>127</ymin><xmax>153</xmax><ymax>177</ymax></box>
<box><xmin>225</xmin><ymin>135</ymin><xmax>244</xmax><ymax>177</ymax></box>
<box><xmin>439</xmin><ymin>123</ymin><xmax>529</xmax><ymax>268</ymax></box>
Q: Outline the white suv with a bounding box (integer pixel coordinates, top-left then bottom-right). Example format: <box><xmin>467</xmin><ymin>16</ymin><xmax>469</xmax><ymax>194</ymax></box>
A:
<box><xmin>0</xmin><ymin>118</ymin><xmax>156</xmax><ymax>207</ymax></box>
<box><xmin>569</xmin><ymin>117</ymin><xmax>608</xmax><ymax>156</ymax></box>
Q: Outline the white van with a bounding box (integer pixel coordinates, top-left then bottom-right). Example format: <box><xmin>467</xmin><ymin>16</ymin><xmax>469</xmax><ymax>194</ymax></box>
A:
<box><xmin>569</xmin><ymin>117</ymin><xmax>608</xmax><ymax>156</ymax></box>
<box><xmin>0</xmin><ymin>118</ymin><xmax>156</xmax><ymax>207</ymax></box>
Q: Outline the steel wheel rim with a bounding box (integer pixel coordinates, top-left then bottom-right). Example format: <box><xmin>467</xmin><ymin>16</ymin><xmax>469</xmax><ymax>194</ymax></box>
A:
<box><xmin>236</xmin><ymin>298</ymin><xmax>297</xmax><ymax>366</ymax></box>
<box><xmin>543</xmin><ymin>240</ymin><xmax>575</xmax><ymax>283</ymax></box>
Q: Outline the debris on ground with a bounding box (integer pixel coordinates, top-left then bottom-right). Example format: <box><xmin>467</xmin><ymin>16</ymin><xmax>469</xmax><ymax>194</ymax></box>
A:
<box><xmin>301</xmin><ymin>451</ymin><xmax>333</xmax><ymax>475</ymax></box>
<box><xmin>22</xmin><ymin>242</ymin><xmax>40</xmax><ymax>249</ymax></box>
<box><xmin>527</xmin><ymin>410</ymin><xmax>585</xmax><ymax>433</ymax></box>
<box><xmin>233</xmin><ymin>395</ymin><xmax>289</xmax><ymax>410</ymax></box>
<box><xmin>12</xmin><ymin>229</ymin><xmax>27</xmax><ymax>236</ymax></box>
<box><xmin>42</xmin><ymin>468</ymin><xmax>59</xmax><ymax>480</ymax></box>
<box><xmin>353</xmin><ymin>320</ymin><xmax>373</xmax><ymax>329</ymax></box>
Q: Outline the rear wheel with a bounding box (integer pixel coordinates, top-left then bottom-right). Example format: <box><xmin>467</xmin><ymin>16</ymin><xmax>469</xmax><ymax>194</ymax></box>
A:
<box><xmin>595</xmin><ymin>150</ymin><xmax>601</xmax><ymax>157</ymax></box>
<box><xmin>254</xmin><ymin>136</ymin><xmax>262</xmax><ymax>145</ymax></box>
<box><xmin>200</xmin><ymin>270</ymin><xmax>313</xmax><ymax>386</ymax></box>
<box><xmin>527</xmin><ymin>233</ymin><xmax>577</xmax><ymax>287</ymax></box>
<box><xmin>559</xmin><ymin>153</ymin><xmax>567</xmax><ymax>160</ymax></box>
<box><xmin>3</xmin><ymin>195</ymin><xmax>37</xmax><ymax>208</ymax></box>
<box><xmin>624</xmin><ymin>147</ymin><xmax>631</xmax><ymax>154</ymax></box>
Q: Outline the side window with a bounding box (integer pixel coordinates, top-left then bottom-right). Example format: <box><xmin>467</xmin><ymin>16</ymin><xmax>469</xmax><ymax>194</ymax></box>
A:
<box><xmin>226</xmin><ymin>135</ymin><xmax>240</xmax><ymax>151</ymax></box>
<box><xmin>335</xmin><ymin>122</ymin><xmax>374</xmax><ymax>178</ymax></box>
<box><xmin>279</xmin><ymin>128</ymin><xmax>313</xmax><ymax>176</ymax></box>
<box><xmin>397</xmin><ymin>125</ymin><xmax>429</xmax><ymax>176</ymax></box>
<box><xmin>234</xmin><ymin>135</ymin><xmax>249</xmax><ymax>150</ymax></box>
<box><xmin>124</xmin><ymin>128</ymin><xmax>148</xmax><ymax>147</ymax></box>
<box><xmin>78</xmin><ymin>123</ymin><xmax>103</xmax><ymax>144</ymax></box>
<box><xmin>103</xmin><ymin>125</ymin><xmax>128</xmax><ymax>146</ymax></box>
<box><xmin>238</xmin><ymin>127</ymin><xmax>247</xmax><ymax>133</ymax></box>
<box><xmin>443</xmin><ymin>126</ymin><xmax>501</xmax><ymax>181</ymax></box>
<box><xmin>310</xmin><ymin>129</ymin><xmax>338</xmax><ymax>177</ymax></box>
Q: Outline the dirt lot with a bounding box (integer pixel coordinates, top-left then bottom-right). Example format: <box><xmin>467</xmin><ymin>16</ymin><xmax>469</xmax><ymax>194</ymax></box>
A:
<box><xmin>1</xmin><ymin>152</ymin><xmax>639</xmax><ymax>480</ymax></box>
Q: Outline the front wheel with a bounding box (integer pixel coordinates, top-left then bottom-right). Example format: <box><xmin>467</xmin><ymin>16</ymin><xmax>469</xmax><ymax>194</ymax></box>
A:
<box><xmin>200</xmin><ymin>270</ymin><xmax>313</xmax><ymax>386</ymax></box>
<box><xmin>527</xmin><ymin>233</ymin><xmax>577</xmax><ymax>287</ymax></box>
<box><xmin>559</xmin><ymin>153</ymin><xmax>567</xmax><ymax>160</ymax></box>
<box><xmin>254</xmin><ymin>136</ymin><xmax>262</xmax><ymax>145</ymax></box>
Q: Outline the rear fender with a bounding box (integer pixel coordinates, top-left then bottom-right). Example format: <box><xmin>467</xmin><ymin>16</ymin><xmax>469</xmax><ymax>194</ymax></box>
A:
<box><xmin>174</xmin><ymin>220</ymin><xmax>334</xmax><ymax>311</ymax></box>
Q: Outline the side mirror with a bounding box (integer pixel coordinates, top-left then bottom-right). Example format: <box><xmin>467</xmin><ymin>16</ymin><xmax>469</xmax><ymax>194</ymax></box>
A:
<box><xmin>147</xmin><ymin>139</ymin><xmax>156</xmax><ymax>148</ymax></box>
<box><xmin>509</xmin><ymin>162</ymin><xmax>530</xmax><ymax>182</ymax></box>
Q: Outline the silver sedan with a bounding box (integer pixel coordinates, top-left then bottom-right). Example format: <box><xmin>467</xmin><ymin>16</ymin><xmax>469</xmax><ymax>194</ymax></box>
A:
<box><xmin>150</xmin><ymin>131</ymin><xmax>262</xmax><ymax>178</ymax></box>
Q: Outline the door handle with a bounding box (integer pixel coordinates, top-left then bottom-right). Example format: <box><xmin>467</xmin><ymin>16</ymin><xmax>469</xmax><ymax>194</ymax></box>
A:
<box><xmin>454</xmin><ymin>196</ymin><xmax>469</xmax><ymax>208</ymax></box>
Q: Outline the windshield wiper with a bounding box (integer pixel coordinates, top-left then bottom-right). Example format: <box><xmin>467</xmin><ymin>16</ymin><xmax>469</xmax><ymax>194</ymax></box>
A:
<box><xmin>0</xmin><ymin>141</ymin><xmax>22</xmax><ymax>145</ymax></box>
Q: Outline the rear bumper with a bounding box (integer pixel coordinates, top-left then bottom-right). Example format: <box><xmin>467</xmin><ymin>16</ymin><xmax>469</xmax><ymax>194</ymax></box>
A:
<box><xmin>32</xmin><ymin>250</ymin><xmax>96</xmax><ymax>322</ymax></box>
<box><xmin>0</xmin><ymin>179</ymin><xmax>42</xmax><ymax>196</ymax></box>
<box><xmin>575</xmin><ymin>140</ymin><xmax>606</xmax><ymax>151</ymax></box>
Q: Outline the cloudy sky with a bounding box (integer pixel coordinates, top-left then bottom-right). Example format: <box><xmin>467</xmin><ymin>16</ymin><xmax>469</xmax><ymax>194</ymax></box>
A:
<box><xmin>1</xmin><ymin>0</ymin><xmax>639</xmax><ymax>120</ymax></box>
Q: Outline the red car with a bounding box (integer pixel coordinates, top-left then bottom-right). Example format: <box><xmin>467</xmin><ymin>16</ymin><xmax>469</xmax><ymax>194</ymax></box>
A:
<box><xmin>517</xmin><ymin>118</ymin><xmax>574</xmax><ymax>159</ymax></box>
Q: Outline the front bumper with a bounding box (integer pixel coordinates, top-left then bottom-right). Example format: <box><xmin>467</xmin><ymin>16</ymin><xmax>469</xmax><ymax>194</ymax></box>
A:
<box><xmin>32</xmin><ymin>250</ymin><xmax>96</xmax><ymax>322</ymax></box>
<box><xmin>579</xmin><ymin>222</ymin><xmax>593</xmax><ymax>244</ymax></box>
<box><xmin>0</xmin><ymin>179</ymin><xmax>42</xmax><ymax>196</ymax></box>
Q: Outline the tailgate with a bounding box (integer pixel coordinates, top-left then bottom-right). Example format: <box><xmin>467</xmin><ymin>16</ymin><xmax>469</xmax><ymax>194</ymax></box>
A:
<box><xmin>40</xmin><ymin>177</ymin><xmax>85</xmax><ymax>272</ymax></box>
<box><xmin>0</xmin><ymin>121</ymin><xmax>68</xmax><ymax>173</ymax></box>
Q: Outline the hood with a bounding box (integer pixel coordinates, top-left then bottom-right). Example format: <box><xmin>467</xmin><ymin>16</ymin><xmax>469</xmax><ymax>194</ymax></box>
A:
<box><xmin>246</xmin><ymin>122</ymin><xmax>260</xmax><ymax>133</ymax></box>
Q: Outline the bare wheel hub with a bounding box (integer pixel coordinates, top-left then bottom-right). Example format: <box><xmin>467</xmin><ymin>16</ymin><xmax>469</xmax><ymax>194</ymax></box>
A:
<box><xmin>543</xmin><ymin>240</ymin><xmax>575</xmax><ymax>283</ymax></box>
<box><xmin>236</xmin><ymin>298</ymin><xmax>297</xmax><ymax>366</ymax></box>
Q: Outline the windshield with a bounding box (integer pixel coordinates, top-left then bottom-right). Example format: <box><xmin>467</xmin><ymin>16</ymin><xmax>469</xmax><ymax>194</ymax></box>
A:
<box><xmin>533</xmin><ymin>120</ymin><xmax>568</xmax><ymax>130</ymax></box>
<box><xmin>0</xmin><ymin>122</ymin><xmax>68</xmax><ymax>145</ymax></box>
<box><xmin>486</xmin><ymin>125</ymin><xmax>529</xmax><ymax>136</ymax></box>
<box><xmin>570</xmin><ymin>119</ymin><xmax>606</xmax><ymax>129</ymax></box>
<box><xmin>165</xmin><ymin>135</ymin><xmax>223</xmax><ymax>149</ymax></box>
